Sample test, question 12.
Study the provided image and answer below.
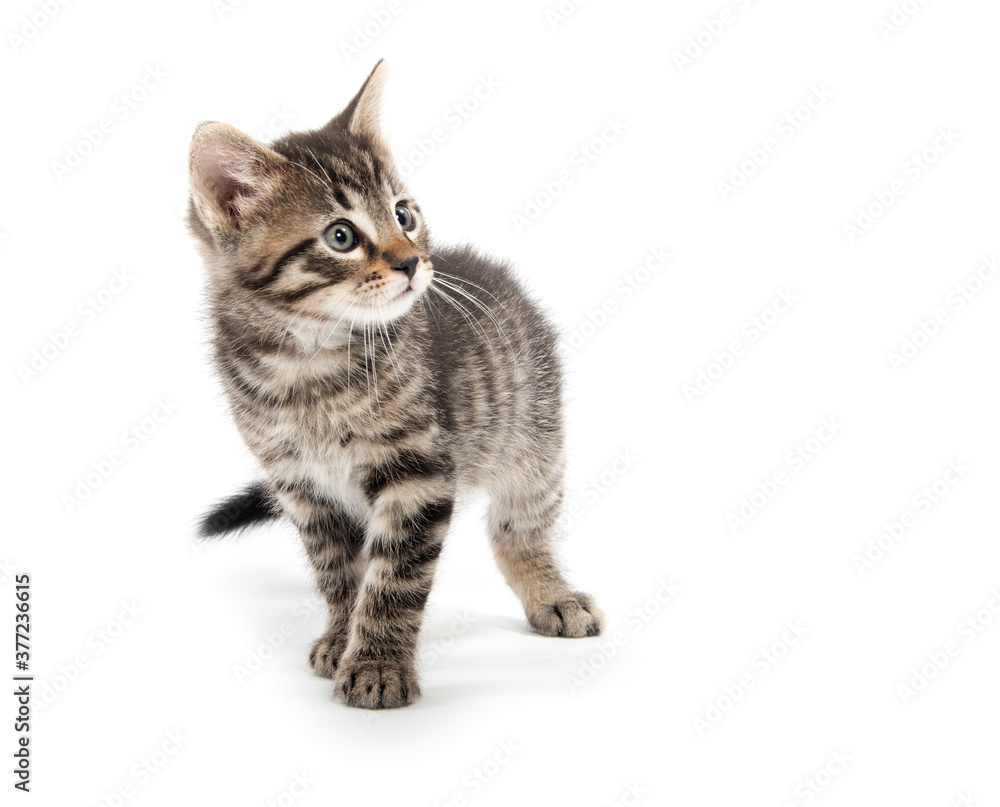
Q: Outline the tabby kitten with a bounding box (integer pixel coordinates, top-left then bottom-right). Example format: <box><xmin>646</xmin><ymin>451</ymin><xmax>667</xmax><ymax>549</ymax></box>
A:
<box><xmin>188</xmin><ymin>61</ymin><xmax>603</xmax><ymax>709</ymax></box>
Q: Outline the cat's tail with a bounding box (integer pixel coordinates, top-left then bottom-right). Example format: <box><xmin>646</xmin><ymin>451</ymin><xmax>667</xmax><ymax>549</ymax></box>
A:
<box><xmin>197</xmin><ymin>481</ymin><xmax>280</xmax><ymax>538</ymax></box>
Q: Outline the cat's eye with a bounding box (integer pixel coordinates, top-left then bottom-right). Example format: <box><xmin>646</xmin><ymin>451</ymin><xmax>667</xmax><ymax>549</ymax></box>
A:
<box><xmin>395</xmin><ymin>204</ymin><xmax>415</xmax><ymax>231</ymax></box>
<box><xmin>324</xmin><ymin>221</ymin><xmax>357</xmax><ymax>252</ymax></box>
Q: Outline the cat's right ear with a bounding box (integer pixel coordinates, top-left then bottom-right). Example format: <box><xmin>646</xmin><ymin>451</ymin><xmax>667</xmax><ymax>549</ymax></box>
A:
<box><xmin>188</xmin><ymin>122</ymin><xmax>287</xmax><ymax>233</ymax></box>
<box><xmin>322</xmin><ymin>60</ymin><xmax>391</xmax><ymax>150</ymax></box>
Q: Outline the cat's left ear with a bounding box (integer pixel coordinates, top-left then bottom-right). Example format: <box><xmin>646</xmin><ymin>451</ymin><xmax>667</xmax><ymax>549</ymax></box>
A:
<box><xmin>188</xmin><ymin>122</ymin><xmax>288</xmax><ymax>234</ymax></box>
<box><xmin>327</xmin><ymin>59</ymin><xmax>390</xmax><ymax>144</ymax></box>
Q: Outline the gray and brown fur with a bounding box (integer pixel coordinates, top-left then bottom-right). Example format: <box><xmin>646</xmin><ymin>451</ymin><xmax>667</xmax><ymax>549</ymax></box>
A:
<box><xmin>188</xmin><ymin>61</ymin><xmax>603</xmax><ymax>709</ymax></box>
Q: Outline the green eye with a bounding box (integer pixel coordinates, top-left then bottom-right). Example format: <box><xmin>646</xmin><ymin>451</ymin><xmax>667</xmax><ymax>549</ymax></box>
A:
<box><xmin>324</xmin><ymin>221</ymin><xmax>357</xmax><ymax>252</ymax></box>
<box><xmin>395</xmin><ymin>204</ymin><xmax>415</xmax><ymax>231</ymax></box>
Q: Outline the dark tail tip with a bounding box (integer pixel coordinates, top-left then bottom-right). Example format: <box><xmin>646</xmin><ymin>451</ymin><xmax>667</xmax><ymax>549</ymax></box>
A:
<box><xmin>197</xmin><ymin>481</ymin><xmax>279</xmax><ymax>538</ymax></box>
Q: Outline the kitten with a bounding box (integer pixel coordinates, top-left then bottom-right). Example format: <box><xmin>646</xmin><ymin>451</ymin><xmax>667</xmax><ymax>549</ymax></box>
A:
<box><xmin>188</xmin><ymin>61</ymin><xmax>604</xmax><ymax>709</ymax></box>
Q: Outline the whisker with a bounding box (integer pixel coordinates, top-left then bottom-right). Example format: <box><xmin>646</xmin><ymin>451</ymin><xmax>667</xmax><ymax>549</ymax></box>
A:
<box><xmin>362</xmin><ymin>320</ymin><xmax>371</xmax><ymax>410</ymax></box>
<box><xmin>276</xmin><ymin>313</ymin><xmax>298</xmax><ymax>355</ymax></box>
<box><xmin>288</xmin><ymin>159</ymin><xmax>332</xmax><ymax>199</ymax></box>
<box><xmin>427</xmin><ymin>284</ymin><xmax>498</xmax><ymax>365</ymax></box>
<box><xmin>369</xmin><ymin>319</ymin><xmax>381</xmax><ymax>411</ymax></box>
<box><xmin>432</xmin><ymin>268</ymin><xmax>505</xmax><ymax>306</ymax></box>
<box><xmin>361</xmin><ymin>318</ymin><xmax>382</xmax><ymax>414</ymax></box>
<box><xmin>432</xmin><ymin>276</ymin><xmax>515</xmax><ymax>355</ymax></box>
<box><xmin>306</xmin><ymin>295</ymin><xmax>355</xmax><ymax>363</ymax></box>
<box><xmin>376</xmin><ymin>305</ymin><xmax>404</xmax><ymax>391</ymax></box>
<box><xmin>305</xmin><ymin>147</ymin><xmax>335</xmax><ymax>191</ymax></box>
<box><xmin>431</xmin><ymin>274</ymin><xmax>506</xmax><ymax>326</ymax></box>
<box><xmin>346</xmin><ymin>313</ymin><xmax>356</xmax><ymax>388</ymax></box>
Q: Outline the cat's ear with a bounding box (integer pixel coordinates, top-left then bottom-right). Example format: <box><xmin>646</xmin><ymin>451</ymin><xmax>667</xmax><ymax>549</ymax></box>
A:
<box><xmin>188</xmin><ymin>122</ymin><xmax>287</xmax><ymax>233</ymax></box>
<box><xmin>327</xmin><ymin>59</ymin><xmax>389</xmax><ymax>143</ymax></box>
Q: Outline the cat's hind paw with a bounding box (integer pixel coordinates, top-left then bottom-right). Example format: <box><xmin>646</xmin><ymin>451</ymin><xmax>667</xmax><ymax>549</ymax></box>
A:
<box><xmin>527</xmin><ymin>593</ymin><xmax>604</xmax><ymax>638</ymax></box>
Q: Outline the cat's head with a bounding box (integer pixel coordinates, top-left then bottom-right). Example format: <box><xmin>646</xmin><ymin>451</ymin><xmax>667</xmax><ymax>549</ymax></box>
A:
<box><xmin>187</xmin><ymin>60</ymin><xmax>432</xmax><ymax>327</ymax></box>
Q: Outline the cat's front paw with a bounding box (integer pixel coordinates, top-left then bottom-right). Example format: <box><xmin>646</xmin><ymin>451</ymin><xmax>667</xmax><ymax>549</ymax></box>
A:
<box><xmin>333</xmin><ymin>657</ymin><xmax>420</xmax><ymax>709</ymax></box>
<box><xmin>527</xmin><ymin>592</ymin><xmax>604</xmax><ymax>638</ymax></box>
<box><xmin>308</xmin><ymin>632</ymin><xmax>349</xmax><ymax>679</ymax></box>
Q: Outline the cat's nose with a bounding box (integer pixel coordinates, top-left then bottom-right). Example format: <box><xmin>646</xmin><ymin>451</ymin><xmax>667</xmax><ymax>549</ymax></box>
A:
<box><xmin>393</xmin><ymin>255</ymin><xmax>419</xmax><ymax>280</ymax></box>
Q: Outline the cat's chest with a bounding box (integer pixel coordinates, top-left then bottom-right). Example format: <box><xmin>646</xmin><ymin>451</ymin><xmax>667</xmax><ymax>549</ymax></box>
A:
<box><xmin>298</xmin><ymin>441</ymin><xmax>365</xmax><ymax>510</ymax></box>
<box><xmin>247</xmin><ymin>353</ymin><xmax>373</xmax><ymax>508</ymax></box>
<box><xmin>259</xmin><ymin>406</ymin><xmax>369</xmax><ymax>514</ymax></box>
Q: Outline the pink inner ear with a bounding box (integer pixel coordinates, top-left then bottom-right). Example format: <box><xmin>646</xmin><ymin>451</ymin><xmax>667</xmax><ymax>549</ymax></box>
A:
<box><xmin>193</xmin><ymin>142</ymin><xmax>255</xmax><ymax>226</ymax></box>
<box><xmin>192</xmin><ymin>140</ymin><xmax>262</xmax><ymax>229</ymax></box>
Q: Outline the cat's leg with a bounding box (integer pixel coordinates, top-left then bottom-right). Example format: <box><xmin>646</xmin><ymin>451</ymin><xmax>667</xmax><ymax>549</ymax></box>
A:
<box><xmin>333</xmin><ymin>454</ymin><xmax>455</xmax><ymax>709</ymax></box>
<box><xmin>274</xmin><ymin>484</ymin><xmax>366</xmax><ymax>678</ymax></box>
<box><xmin>488</xmin><ymin>469</ymin><xmax>605</xmax><ymax>638</ymax></box>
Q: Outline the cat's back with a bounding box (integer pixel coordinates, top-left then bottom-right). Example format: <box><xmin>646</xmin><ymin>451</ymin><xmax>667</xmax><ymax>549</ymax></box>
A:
<box><xmin>423</xmin><ymin>243</ymin><xmax>559</xmax><ymax>358</ymax></box>
<box><xmin>420</xmin><ymin>244</ymin><xmax>565</xmax><ymax>480</ymax></box>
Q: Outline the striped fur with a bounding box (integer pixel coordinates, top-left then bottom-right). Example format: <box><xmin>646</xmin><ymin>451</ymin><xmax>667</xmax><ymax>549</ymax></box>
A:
<box><xmin>188</xmin><ymin>62</ymin><xmax>603</xmax><ymax>709</ymax></box>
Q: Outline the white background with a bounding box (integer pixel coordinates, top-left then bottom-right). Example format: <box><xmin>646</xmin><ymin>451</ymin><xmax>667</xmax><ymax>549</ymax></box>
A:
<box><xmin>4</xmin><ymin>0</ymin><xmax>1000</xmax><ymax>804</ymax></box>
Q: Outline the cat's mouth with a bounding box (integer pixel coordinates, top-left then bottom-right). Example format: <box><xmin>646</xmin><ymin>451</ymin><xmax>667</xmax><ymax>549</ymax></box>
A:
<box><xmin>362</xmin><ymin>260</ymin><xmax>431</xmax><ymax>321</ymax></box>
<box><xmin>366</xmin><ymin>282</ymin><xmax>420</xmax><ymax>322</ymax></box>
<box><xmin>384</xmin><ymin>261</ymin><xmax>431</xmax><ymax>307</ymax></box>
